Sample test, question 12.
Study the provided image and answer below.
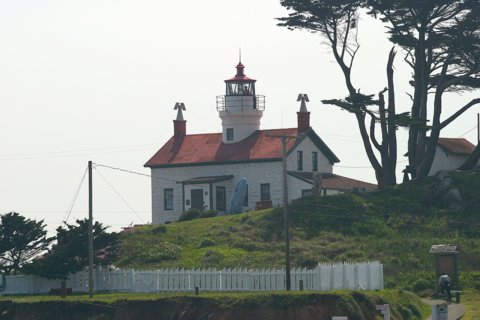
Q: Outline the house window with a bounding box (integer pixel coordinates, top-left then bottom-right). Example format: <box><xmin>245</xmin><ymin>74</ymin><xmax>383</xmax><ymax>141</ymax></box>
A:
<box><xmin>216</xmin><ymin>186</ymin><xmax>226</xmax><ymax>211</ymax></box>
<box><xmin>164</xmin><ymin>188</ymin><xmax>173</xmax><ymax>210</ymax></box>
<box><xmin>226</xmin><ymin>128</ymin><xmax>234</xmax><ymax>141</ymax></box>
<box><xmin>260</xmin><ymin>183</ymin><xmax>270</xmax><ymax>201</ymax></box>
<box><xmin>297</xmin><ymin>151</ymin><xmax>303</xmax><ymax>171</ymax></box>
<box><xmin>312</xmin><ymin>152</ymin><xmax>318</xmax><ymax>172</ymax></box>
<box><xmin>243</xmin><ymin>184</ymin><xmax>248</xmax><ymax>207</ymax></box>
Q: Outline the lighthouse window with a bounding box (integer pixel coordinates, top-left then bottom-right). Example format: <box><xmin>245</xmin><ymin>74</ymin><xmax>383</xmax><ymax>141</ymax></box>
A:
<box><xmin>226</xmin><ymin>128</ymin><xmax>234</xmax><ymax>141</ymax></box>
<box><xmin>226</xmin><ymin>82</ymin><xmax>253</xmax><ymax>95</ymax></box>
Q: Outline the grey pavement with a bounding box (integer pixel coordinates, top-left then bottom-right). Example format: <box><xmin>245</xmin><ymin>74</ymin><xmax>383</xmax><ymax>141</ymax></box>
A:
<box><xmin>422</xmin><ymin>299</ymin><xmax>465</xmax><ymax>320</ymax></box>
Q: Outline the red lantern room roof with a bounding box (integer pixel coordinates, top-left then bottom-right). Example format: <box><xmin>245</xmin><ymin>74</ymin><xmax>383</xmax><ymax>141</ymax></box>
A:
<box><xmin>225</xmin><ymin>62</ymin><xmax>256</xmax><ymax>82</ymax></box>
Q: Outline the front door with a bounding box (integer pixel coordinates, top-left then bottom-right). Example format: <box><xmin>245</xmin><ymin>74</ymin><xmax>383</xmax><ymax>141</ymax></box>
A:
<box><xmin>190</xmin><ymin>189</ymin><xmax>204</xmax><ymax>210</ymax></box>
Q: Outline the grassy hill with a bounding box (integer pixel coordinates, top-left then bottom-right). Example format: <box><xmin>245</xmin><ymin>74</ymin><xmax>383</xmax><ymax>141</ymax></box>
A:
<box><xmin>115</xmin><ymin>169</ymin><xmax>480</xmax><ymax>293</ymax></box>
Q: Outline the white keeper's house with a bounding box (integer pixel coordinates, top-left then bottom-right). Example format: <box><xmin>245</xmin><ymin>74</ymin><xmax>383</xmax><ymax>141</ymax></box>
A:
<box><xmin>145</xmin><ymin>61</ymin><xmax>376</xmax><ymax>224</ymax></box>
<box><xmin>428</xmin><ymin>137</ymin><xmax>477</xmax><ymax>175</ymax></box>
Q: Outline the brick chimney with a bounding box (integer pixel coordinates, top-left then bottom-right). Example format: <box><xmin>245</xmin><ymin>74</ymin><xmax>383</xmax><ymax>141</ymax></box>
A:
<box><xmin>173</xmin><ymin>102</ymin><xmax>186</xmax><ymax>138</ymax></box>
<box><xmin>173</xmin><ymin>119</ymin><xmax>186</xmax><ymax>137</ymax></box>
<box><xmin>297</xmin><ymin>94</ymin><xmax>310</xmax><ymax>134</ymax></box>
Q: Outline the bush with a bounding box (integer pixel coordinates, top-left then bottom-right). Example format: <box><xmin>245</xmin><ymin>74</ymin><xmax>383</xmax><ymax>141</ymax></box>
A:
<box><xmin>133</xmin><ymin>242</ymin><xmax>181</xmax><ymax>263</ymax></box>
<box><xmin>151</xmin><ymin>225</ymin><xmax>166</xmax><ymax>234</ymax></box>
<box><xmin>199</xmin><ymin>210</ymin><xmax>218</xmax><ymax>219</ymax></box>
<box><xmin>413</xmin><ymin>279</ymin><xmax>432</xmax><ymax>292</ymax></box>
<box><xmin>202</xmin><ymin>250</ymin><xmax>224</xmax><ymax>264</ymax></box>
<box><xmin>197</xmin><ymin>238</ymin><xmax>215</xmax><ymax>248</ymax></box>
<box><xmin>178</xmin><ymin>209</ymin><xmax>201</xmax><ymax>221</ymax></box>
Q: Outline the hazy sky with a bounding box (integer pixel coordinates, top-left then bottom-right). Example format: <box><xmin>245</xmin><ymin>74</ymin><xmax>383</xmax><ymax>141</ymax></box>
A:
<box><xmin>1</xmin><ymin>0</ymin><xmax>479</xmax><ymax>235</ymax></box>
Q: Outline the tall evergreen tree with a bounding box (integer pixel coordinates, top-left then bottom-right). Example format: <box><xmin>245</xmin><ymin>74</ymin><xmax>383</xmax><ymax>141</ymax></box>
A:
<box><xmin>0</xmin><ymin>212</ymin><xmax>53</xmax><ymax>275</ymax></box>
<box><xmin>25</xmin><ymin>219</ymin><xmax>117</xmax><ymax>282</ymax></box>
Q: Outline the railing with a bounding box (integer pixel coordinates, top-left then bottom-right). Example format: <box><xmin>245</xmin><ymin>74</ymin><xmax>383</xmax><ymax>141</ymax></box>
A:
<box><xmin>216</xmin><ymin>95</ymin><xmax>265</xmax><ymax>111</ymax></box>
<box><xmin>0</xmin><ymin>262</ymin><xmax>383</xmax><ymax>294</ymax></box>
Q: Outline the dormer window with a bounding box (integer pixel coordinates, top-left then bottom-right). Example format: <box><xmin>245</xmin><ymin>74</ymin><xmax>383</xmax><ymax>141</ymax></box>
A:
<box><xmin>226</xmin><ymin>128</ymin><xmax>234</xmax><ymax>141</ymax></box>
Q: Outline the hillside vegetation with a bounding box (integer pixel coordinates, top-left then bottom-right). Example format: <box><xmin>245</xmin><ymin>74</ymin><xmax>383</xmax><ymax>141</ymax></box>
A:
<box><xmin>115</xmin><ymin>169</ymin><xmax>480</xmax><ymax>292</ymax></box>
<box><xmin>0</xmin><ymin>290</ymin><xmax>430</xmax><ymax>320</ymax></box>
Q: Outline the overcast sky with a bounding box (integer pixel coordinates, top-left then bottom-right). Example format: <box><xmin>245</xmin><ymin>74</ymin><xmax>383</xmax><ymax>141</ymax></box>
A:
<box><xmin>1</xmin><ymin>0</ymin><xmax>479</xmax><ymax>235</ymax></box>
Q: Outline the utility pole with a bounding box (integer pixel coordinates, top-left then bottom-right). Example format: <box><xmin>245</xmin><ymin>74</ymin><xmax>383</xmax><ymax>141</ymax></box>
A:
<box><xmin>88</xmin><ymin>161</ymin><xmax>94</xmax><ymax>298</ymax></box>
<box><xmin>267</xmin><ymin>132</ymin><xmax>297</xmax><ymax>291</ymax></box>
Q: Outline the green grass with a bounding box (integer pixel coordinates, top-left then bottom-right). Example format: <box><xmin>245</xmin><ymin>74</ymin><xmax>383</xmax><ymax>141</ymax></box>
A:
<box><xmin>461</xmin><ymin>290</ymin><xmax>480</xmax><ymax>320</ymax></box>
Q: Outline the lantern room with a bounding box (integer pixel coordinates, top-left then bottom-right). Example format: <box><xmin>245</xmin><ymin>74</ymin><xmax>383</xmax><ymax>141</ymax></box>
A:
<box><xmin>225</xmin><ymin>62</ymin><xmax>256</xmax><ymax>96</ymax></box>
<box><xmin>217</xmin><ymin>62</ymin><xmax>265</xmax><ymax>112</ymax></box>
<box><xmin>217</xmin><ymin>61</ymin><xmax>265</xmax><ymax>144</ymax></box>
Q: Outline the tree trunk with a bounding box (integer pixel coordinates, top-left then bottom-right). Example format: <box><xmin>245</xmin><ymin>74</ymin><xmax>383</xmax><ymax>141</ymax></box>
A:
<box><xmin>459</xmin><ymin>143</ymin><xmax>480</xmax><ymax>170</ymax></box>
<box><xmin>60</xmin><ymin>279</ymin><xmax>67</xmax><ymax>298</ymax></box>
<box><xmin>386</xmin><ymin>47</ymin><xmax>397</xmax><ymax>185</ymax></box>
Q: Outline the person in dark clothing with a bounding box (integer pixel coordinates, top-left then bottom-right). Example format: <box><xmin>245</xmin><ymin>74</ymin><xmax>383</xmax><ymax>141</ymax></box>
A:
<box><xmin>438</xmin><ymin>273</ymin><xmax>452</xmax><ymax>303</ymax></box>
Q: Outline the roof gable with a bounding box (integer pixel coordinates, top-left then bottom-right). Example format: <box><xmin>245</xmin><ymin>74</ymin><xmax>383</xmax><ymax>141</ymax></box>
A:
<box><xmin>437</xmin><ymin>138</ymin><xmax>475</xmax><ymax>155</ymax></box>
<box><xmin>300</xmin><ymin>128</ymin><xmax>340</xmax><ymax>164</ymax></box>
<box><xmin>287</xmin><ymin>171</ymin><xmax>377</xmax><ymax>191</ymax></box>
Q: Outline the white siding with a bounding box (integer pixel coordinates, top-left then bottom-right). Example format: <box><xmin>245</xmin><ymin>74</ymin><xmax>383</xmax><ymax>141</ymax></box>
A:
<box><xmin>429</xmin><ymin>146</ymin><xmax>470</xmax><ymax>176</ymax></box>
<box><xmin>151</xmin><ymin>161</ymin><xmax>283</xmax><ymax>224</ymax></box>
<box><xmin>287</xmin><ymin>137</ymin><xmax>333</xmax><ymax>173</ymax></box>
<box><xmin>287</xmin><ymin>174</ymin><xmax>313</xmax><ymax>201</ymax></box>
<box><xmin>150</xmin><ymin>135</ymin><xmax>334</xmax><ymax>224</ymax></box>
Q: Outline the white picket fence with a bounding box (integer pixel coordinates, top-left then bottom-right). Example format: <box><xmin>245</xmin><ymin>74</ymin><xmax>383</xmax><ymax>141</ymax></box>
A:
<box><xmin>0</xmin><ymin>261</ymin><xmax>383</xmax><ymax>295</ymax></box>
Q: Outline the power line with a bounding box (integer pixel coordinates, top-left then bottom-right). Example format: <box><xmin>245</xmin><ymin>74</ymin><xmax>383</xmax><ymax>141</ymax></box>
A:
<box><xmin>63</xmin><ymin>165</ymin><xmax>89</xmax><ymax>223</ymax></box>
<box><xmin>94</xmin><ymin>162</ymin><xmax>178</xmax><ymax>183</ymax></box>
<box><xmin>335</xmin><ymin>159</ymin><xmax>408</xmax><ymax>169</ymax></box>
<box><xmin>0</xmin><ymin>142</ymin><xmax>162</xmax><ymax>160</ymax></box>
<box><xmin>457</xmin><ymin>125</ymin><xmax>477</xmax><ymax>138</ymax></box>
<box><xmin>94</xmin><ymin>167</ymin><xmax>146</xmax><ymax>224</ymax></box>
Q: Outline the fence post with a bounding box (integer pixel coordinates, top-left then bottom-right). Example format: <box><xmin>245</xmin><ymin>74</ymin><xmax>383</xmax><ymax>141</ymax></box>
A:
<box><xmin>131</xmin><ymin>269</ymin><xmax>136</xmax><ymax>292</ymax></box>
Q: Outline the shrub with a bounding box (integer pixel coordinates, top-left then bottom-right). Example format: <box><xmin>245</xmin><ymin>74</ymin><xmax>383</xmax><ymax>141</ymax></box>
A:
<box><xmin>151</xmin><ymin>225</ymin><xmax>166</xmax><ymax>234</ymax></box>
<box><xmin>131</xmin><ymin>242</ymin><xmax>181</xmax><ymax>263</ymax></box>
<box><xmin>199</xmin><ymin>210</ymin><xmax>218</xmax><ymax>219</ymax></box>
<box><xmin>202</xmin><ymin>250</ymin><xmax>224</xmax><ymax>264</ymax></box>
<box><xmin>412</xmin><ymin>279</ymin><xmax>432</xmax><ymax>292</ymax></box>
<box><xmin>197</xmin><ymin>238</ymin><xmax>215</xmax><ymax>248</ymax></box>
<box><xmin>299</xmin><ymin>257</ymin><xmax>317</xmax><ymax>269</ymax></box>
<box><xmin>178</xmin><ymin>209</ymin><xmax>201</xmax><ymax>221</ymax></box>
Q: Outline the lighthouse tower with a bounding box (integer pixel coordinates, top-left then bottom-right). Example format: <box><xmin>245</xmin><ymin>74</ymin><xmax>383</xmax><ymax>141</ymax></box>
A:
<box><xmin>216</xmin><ymin>61</ymin><xmax>265</xmax><ymax>144</ymax></box>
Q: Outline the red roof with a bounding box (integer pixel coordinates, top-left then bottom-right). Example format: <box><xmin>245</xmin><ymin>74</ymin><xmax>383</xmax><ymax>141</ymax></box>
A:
<box><xmin>145</xmin><ymin>128</ymin><xmax>299</xmax><ymax>168</ymax></box>
<box><xmin>437</xmin><ymin>138</ymin><xmax>475</xmax><ymax>155</ymax></box>
<box><xmin>288</xmin><ymin>172</ymin><xmax>377</xmax><ymax>191</ymax></box>
<box><xmin>226</xmin><ymin>62</ymin><xmax>256</xmax><ymax>82</ymax></box>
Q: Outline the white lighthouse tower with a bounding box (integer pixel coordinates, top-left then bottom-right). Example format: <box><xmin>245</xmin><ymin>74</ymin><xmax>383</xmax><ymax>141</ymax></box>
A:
<box><xmin>216</xmin><ymin>61</ymin><xmax>265</xmax><ymax>143</ymax></box>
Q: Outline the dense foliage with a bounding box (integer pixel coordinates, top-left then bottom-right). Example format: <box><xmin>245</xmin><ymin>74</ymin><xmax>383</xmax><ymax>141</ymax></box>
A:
<box><xmin>25</xmin><ymin>219</ymin><xmax>118</xmax><ymax>280</ymax></box>
<box><xmin>0</xmin><ymin>212</ymin><xmax>53</xmax><ymax>275</ymax></box>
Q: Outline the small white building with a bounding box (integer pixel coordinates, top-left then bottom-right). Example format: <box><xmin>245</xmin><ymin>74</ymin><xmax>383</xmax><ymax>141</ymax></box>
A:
<box><xmin>145</xmin><ymin>62</ymin><xmax>376</xmax><ymax>224</ymax></box>
<box><xmin>429</xmin><ymin>137</ymin><xmax>477</xmax><ymax>175</ymax></box>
